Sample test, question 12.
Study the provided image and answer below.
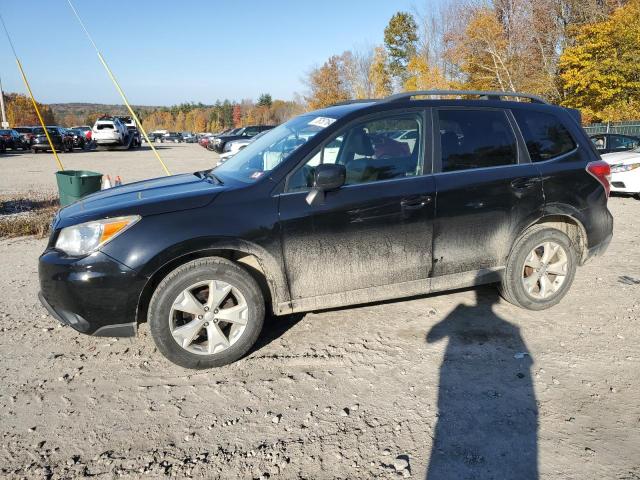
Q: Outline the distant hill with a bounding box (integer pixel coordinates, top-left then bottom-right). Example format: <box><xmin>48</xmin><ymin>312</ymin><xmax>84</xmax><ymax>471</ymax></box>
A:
<box><xmin>48</xmin><ymin>102</ymin><xmax>164</xmax><ymax>127</ymax></box>
<box><xmin>50</xmin><ymin>102</ymin><xmax>160</xmax><ymax>118</ymax></box>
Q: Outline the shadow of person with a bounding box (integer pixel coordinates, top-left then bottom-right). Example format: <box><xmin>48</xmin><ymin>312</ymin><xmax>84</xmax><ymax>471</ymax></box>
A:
<box><xmin>425</xmin><ymin>286</ymin><xmax>538</xmax><ymax>479</ymax></box>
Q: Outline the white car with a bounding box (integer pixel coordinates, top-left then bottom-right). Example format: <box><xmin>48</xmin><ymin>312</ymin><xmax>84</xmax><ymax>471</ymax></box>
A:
<box><xmin>602</xmin><ymin>147</ymin><xmax>640</xmax><ymax>198</ymax></box>
<box><xmin>92</xmin><ymin>117</ymin><xmax>128</xmax><ymax>146</ymax></box>
<box><xmin>217</xmin><ymin>131</ymin><xmax>270</xmax><ymax>166</ymax></box>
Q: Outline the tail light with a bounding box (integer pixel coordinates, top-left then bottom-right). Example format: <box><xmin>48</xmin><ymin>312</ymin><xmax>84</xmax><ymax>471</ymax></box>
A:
<box><xmin>586</xmin><ymin>161</ymin><xmax>611</xmax><ymax>198</ymax></box>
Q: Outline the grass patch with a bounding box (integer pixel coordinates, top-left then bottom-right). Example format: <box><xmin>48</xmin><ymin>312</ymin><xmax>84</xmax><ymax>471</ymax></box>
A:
<box><xmin>0</xmin><ymin>192</ymin><xmax>59</xmax><ymax>238</ymax></box>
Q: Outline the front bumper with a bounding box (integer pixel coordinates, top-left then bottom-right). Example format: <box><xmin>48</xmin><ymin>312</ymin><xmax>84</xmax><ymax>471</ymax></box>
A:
<box><xmin>38</xmin><ymin>249</ymin><xmax>147</xmax><ymax>337</ymax></box>
<box><xmin>610</xmin><ymin>170</ymin><xmax>640</xmax><ymax>194</ymax></box>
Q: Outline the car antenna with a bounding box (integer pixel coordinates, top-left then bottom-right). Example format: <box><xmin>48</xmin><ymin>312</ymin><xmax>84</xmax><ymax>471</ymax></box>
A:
<box><xmin>65</xmin><ymin>0</ymin><xmax>172</xmax><ymax>176</ymax></box>
<box><xmin>0</xmin><ymin>12</ymin><xmax>65</xmax><ymax>171</ymax></box>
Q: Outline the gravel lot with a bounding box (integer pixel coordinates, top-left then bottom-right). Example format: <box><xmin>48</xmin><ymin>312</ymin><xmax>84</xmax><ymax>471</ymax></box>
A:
<box><xmin>0</xmin><ymin>143</ymin><xmax>215</xmax><ymax>195</ymax></box>
<box><xmin>0</xmin><ymin>145</ymin><xmax>639</xmax><ymax>479</ymax></box>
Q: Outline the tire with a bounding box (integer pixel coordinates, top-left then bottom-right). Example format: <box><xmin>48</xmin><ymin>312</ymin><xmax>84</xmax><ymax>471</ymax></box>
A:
<box><xmin>499</xmin><ymin>226</ymin><xmax>577</xmax><ymax>310</ymax></box>
<box><xmin>148</xmin><ymin>257</ymin><xmax>265</xmax><ymax>369</ymax></box>
<box><xmin>32</xmin><ymin>148</ymin><xmax>38</xmax><ymax>154</ymax></box>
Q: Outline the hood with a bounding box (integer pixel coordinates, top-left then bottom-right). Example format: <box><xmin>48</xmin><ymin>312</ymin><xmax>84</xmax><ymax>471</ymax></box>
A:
<box><xmin>602</xmin><ymin>150</ymin><xmax>640</xmax><ymax>165</ymax></box>
<box><xmin>57</xmin><ymin>173</ymin><xmax>223</xmax><ymax>227</ymax></box>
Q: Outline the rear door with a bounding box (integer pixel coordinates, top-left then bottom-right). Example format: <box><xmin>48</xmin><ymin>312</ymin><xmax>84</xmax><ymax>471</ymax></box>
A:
<box><xmin>431</xmin><ymin>107</ymin><xmax>544</xmax><ymax>277</ymax></box>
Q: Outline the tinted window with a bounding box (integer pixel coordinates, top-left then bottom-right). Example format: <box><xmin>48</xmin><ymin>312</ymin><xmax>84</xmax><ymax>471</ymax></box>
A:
<box><xmin>609</xmin><ymin>134</ymin><xmax>639</xmax><ymax>150</ymax></box>
<box><xmin>288</xmin><ymin>113</ymin><xmax>423</xmax><ymax>191</ymax></box>
<box><xmin>438</xmin><ymin>109</ymin><xmax>517</xmax><ymax>172</ymax></box>
<box><xmin>513</xmin><ymin>110</ymin><xmax>576</xmax><ymax>161</ymax></box>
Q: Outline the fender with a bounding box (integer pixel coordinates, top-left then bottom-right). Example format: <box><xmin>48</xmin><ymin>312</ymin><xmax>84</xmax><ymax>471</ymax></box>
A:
<box><xmin>135</xmin><ymin>236</ymin><xmax>291</xmax><ymax>312</ymax></box>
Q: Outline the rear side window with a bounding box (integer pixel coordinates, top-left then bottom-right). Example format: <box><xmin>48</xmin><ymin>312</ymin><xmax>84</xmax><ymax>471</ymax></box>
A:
<box><xmin>438</xmin><ymin>109</ymin><xmax>517</xmax><ymax>172</ymax></box>
<box><xmin>513</xmin><ymin>110</ymin><xmax>576</xmax><ymax>161</ymax></box>
<box><xmin>609</xmin><ymin>134</ymin><xmax>639</xmax><ymax>151</ymax></box>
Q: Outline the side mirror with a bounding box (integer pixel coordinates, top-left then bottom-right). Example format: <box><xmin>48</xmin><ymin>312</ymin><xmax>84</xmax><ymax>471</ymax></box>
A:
<box><xmin>306</xmin><ymin>164</ymin><xmax>346</xmax><ymax>206</ymax></box>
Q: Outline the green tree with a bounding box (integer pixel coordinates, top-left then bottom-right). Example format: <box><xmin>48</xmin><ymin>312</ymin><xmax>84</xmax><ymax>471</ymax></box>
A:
<box><xmin>257</xmin><ymin>93</ymin><xmax>273</xmax><ymax>108</ymax></box>
<box><xmin>384</xmin><ymin>12</ymin><xmax>418</xmax><ymax>83</ymax></box>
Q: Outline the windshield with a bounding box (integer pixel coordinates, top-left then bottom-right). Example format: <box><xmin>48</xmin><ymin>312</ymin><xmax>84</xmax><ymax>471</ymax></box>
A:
<box><xmin>213</xmin><ymin>114</ymin><xmax>336</xmax><ymax>183</ymax></box>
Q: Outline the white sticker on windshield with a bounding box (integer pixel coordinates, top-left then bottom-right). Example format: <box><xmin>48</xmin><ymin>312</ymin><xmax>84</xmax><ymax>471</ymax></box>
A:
<box><xmin>308</xmin><ymin>116</ymin><xmax>337</xmax><ymax>128</ymax></box>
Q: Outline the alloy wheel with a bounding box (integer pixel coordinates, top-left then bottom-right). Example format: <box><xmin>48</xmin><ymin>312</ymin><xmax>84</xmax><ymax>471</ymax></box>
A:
<box><xmin>169</xmin><ymin>280</ymin><xmax>248</xmax><ymax>355</ymax></box>
<box><xmin>521</xmin><ymin>241</ymin><xmax>569</xmax><ymax>299</ymax></box>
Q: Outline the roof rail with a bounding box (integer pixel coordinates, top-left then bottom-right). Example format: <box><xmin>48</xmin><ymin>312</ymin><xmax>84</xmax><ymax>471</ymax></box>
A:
<box><xmin>329</xmin><ymin>99</ymin><xmax>378</xmax><ymax>107</ymax></box>
<box><xmin>383</xmin><ymin>90</ymin><xmax>550</xmax><ymax>105</ymax></box>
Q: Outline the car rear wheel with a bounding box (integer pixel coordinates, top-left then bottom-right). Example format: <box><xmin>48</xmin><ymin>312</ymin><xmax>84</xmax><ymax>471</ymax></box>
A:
<box><xmin>148</xmin><ymin>257</ymin><xmax>265</xmax><ymax>369</ymax></box>
<box><xmin>499</xmin><ymin>226</ymin><xmax>577</xmax><ymax>310</ymax></box>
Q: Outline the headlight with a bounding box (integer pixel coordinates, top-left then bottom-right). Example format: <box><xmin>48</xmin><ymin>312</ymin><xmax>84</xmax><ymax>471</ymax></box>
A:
<box><xmin>214</xmin><ymin>138</ymin><xmax>222</xmax><ymax>144</ymax></box>
<box><xmin>610</xmin><ymin>163</ymin><xmax>640</xmax><ymax>173</ymax></box>
<box><xmin>55</xmin><ymin>215</ymin><xmax>140</xmax><ymax>256</ymax></box>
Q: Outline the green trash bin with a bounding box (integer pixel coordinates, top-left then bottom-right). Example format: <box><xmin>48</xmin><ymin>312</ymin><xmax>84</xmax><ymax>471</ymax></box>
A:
<box><xmin>55</xmin><ymin>170</ymin><xmax>103</xmax><ymax>206</ymax></box>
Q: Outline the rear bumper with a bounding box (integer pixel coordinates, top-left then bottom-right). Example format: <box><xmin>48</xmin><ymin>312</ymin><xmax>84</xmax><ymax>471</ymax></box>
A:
<box><xmin>38</xmin><ymin>249</ymin><xmax>147</xmax><ymax>337</ymax></box>
<box><xmin>32</xmin><ymin>142</ymin><xmax>62</xmax><ymax>150</ymax></box>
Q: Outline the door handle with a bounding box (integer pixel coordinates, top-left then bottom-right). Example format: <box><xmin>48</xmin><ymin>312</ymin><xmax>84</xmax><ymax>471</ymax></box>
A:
<box><xmin>401</xmin><ymin>195</ymin><xmax>432</xmax><ymax>209</ymax></box>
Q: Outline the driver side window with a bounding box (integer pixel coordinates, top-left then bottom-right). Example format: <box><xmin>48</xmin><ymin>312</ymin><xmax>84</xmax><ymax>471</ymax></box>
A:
<box><xmin>287</xmin><ymin>113</ymin><xmax>423</xmax><ymax>192</ymax></box>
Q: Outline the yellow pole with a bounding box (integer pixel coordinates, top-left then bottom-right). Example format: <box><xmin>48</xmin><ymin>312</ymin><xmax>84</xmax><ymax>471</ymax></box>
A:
<box><xmin>66</xmin><ymin>0</ymin><xmax>171</xmax><ymax>176</ymax></box>
<box><xmin>0</xmin><ymin>13</ymin><xmax>64</xmax><ymax>171</ymax></box>
<box><xmin>15</xmin><ymin>59</ymin><xmax>64</xmax><ymax>171</ymax></box>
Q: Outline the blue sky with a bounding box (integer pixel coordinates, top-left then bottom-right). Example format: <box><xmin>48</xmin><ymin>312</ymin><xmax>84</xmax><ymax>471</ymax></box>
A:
<box><xmin>0</xmin><ymin>0</ymin><xmax>419</xmax><ymax>106</ymax></box>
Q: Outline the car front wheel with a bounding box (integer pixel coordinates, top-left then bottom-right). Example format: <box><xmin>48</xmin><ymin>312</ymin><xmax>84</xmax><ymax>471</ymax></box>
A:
<box><xmin>148</xmin><ymin>257</ymin><xmax>265</xmax><ymax>369</ymax></box>
<box><xmin>500</xmin><ymin>226</ymin><xmax>577</xmax><ymax>310</ymax></box>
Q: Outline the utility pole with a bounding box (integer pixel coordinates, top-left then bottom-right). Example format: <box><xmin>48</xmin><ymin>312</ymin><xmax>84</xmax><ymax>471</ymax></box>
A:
<box><xmin>0</xmin><ymin>74</ymin><xmax>8</xmax><ymax>128</ymax></box>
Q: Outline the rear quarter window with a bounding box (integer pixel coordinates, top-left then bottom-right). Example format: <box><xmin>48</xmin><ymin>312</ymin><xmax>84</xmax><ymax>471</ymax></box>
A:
<box><xmin>513</xmin><ymin>110</ymin><xmax>576</xmax><ymax>161</ymax></box>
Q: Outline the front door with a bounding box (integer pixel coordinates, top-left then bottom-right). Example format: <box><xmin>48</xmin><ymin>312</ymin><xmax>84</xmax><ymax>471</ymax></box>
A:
<box><xmin>278</xmin><ymin>110</ymin><xmax>435</xmax><ymax>302</ymax></box>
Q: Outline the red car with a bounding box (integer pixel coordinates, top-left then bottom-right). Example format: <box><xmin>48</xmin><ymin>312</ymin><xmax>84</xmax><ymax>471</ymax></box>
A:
<box><xmin>72</xmin><ymin>125</ymin><xmax>92</xmax><ymax>141</ymax></box>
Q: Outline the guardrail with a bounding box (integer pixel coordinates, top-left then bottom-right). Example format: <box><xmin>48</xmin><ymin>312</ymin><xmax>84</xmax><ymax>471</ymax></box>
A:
<box><xmin>584</xmin><ymin>121</ymin><xmax>640</xmax><ymax>137</ymax></box>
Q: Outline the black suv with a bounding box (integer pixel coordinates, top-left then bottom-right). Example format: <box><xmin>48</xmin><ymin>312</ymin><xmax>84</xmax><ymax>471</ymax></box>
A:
<box><xmin>0</xmin><ymin>129</ymin><xmax>29</xmax><ymax>150</ymax></box>
<box><xmin>31</xmin><ymin>126</ymin><xmax>75</xmax><ymax>153</ymax></box>
<box><xmin>213</xmin><ymin>125</ymin><xmax>274</xmax><ymax>152</ymax></box>
<box><xmin>38</xmin><ymin>90</ymin><xmax>613</xmax><ymax>369</ymax></box>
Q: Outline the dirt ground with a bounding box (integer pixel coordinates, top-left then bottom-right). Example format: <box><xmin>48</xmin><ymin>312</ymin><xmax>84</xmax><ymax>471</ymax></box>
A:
<box><xmin>0</xmin><ymin>144</ymin><xmax>639</xmax><ymax>479</ymax></box>
<box><xmin>0</xmin><ymin>143</ymin><xmax>215</xmax><ymax>195</ymax></box>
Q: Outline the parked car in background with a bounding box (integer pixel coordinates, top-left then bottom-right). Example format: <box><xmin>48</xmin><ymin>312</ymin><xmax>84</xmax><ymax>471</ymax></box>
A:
<box><xmin>68</xmin><ymin>128</ymin><xmax>87</xmax><ymax>149</ymax></box>
<box><xmin>31</xmin><ymin>126</ymin><xmax>74</xmax><ymax>153</ymax></box>
<box><xmin>182</xmin><ymin>132</ymin><xmax>197</xmax><ymax>143</ymax></box>
<box><xmin>217</xmin><ymin>130</ymin><xmax>270</xmax><ymax>166</ymax></box>
<box><xmin>602</xmin><ymin>147</ymin><xmax>640</xmax><ymax>199</ymax></box>
<box><xmin>14</xmin><ymin>126</ymin><xmax>37</xmax><ymax>146</ymax></box>
<box><xmin>148</xmin><ymin>130</ymin><xmax>168</xmax><ymax>143</ymax></box>
<box><xmin>0</xmin><ymin>129</ymin><xmax>29</xmax><ymax>150</ymax></box>
<box><xmin>163</xmin><ymin>132</ymin><xmax>184</xmax><ymax>143</ymax></box>
<box><xmin>92</xmin><ymin>116</ymin><xmax>128</xmax><ymax>146</ymax></box>
<box><xmin>213</xmin><ymin>125</ymin><xmax>274</xmax><ymax>152</ymax></box>
<box><xmin>0</xmin><ymin>137</ymin><xmax>5</xmax><ymax>153</ymax></box>
<box><xmin>590</xmin><ymin>133</ymin><xmax>640</xmax><ymax>154</ymax></box>
<box><xmin>71</xmin><ymin>125</ymin><xmax>92</xmax><ymax>141</ymax></box>
<box><xmin>116</xmin><ymin>116</ymin><xmax>141</xmax><ymax>147</ymax></box>
<box><xmin>198</xmin><ymin>135</ymin><xmax>211</xmax><ymax>148</ymax></box>
<box><xmin>38</xmin><ymin>90</ymin><xmax>613</xmax><ymax>369</ymax></box>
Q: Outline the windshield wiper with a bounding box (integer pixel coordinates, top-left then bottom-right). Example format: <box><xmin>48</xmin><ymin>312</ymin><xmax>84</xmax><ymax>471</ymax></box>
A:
<box><xmin>205</xmin><ymin>170</ymin><xmax>224</xmax><ymax>185</ymax></box>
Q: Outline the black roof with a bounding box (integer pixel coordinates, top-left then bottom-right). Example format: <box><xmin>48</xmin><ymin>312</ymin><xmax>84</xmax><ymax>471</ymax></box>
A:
<box><xmin>311</xmin><ymin>89</ymin><xmax>572</xmax><ymax>123</ymax></box>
